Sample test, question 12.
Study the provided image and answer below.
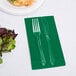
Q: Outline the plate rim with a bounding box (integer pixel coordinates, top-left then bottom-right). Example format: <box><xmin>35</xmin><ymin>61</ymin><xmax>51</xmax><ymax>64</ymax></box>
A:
<box><xmin>0</xmin><ymin>0</ymin><xmax>45</xmax><ymax>15</ymax></box>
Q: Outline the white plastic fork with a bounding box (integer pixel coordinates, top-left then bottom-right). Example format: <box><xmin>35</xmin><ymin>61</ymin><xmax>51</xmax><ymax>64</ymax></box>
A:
<box><xmin>32</xmin><ymin>18</ymin><xmax>46</xmax><ymax>66</ymax></box>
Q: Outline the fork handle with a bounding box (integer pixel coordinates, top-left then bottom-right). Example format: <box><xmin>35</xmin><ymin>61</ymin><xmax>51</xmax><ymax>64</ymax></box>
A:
<box><xmin>37</xmin><ymin>37</ymin><xmax>46</xmax><ymax>66</ymax></box>
<box><xmin>45</xmin><ymin>35</ymin><xmax>54</xmax><ymax>65</ymax></box>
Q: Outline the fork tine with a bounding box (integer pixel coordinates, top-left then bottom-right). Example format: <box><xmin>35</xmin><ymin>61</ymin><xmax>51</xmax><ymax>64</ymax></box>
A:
<box><xmin>32</xmin><ymin>18</ymin><xmax>40</xmax><ymax>32</ymax></box>
<box><xmin>32</xmin><ymin>18</ymin><xmax>35</xmax><ymax>32</ymax></box>
<box><xmin>37</xmin><ymin>18</ymin><xmax>40</xmax><ymax>32</ymax></box>
<box><xmin>35</xmin><ymin>18</ymin><xmax>38</xmax><ymax>32</ymax></box>
<box><xmin>32</xmin><ymin>18</ymin><xmax>34</xmax><ymax>31</ymax></box>
<box><xmin>36</xmin><ymin>18</ymin><xmax>39</xmax><ymax>32</ymax></box>
<box><xmin>35</xmin><ymin>18</ymin><xmax>40</xmax><ymax>32</ymax></box>
<box><xmin>35</xmin><ymin>19</ymin><xmax>38</xmax><ymax>32</ymax></box>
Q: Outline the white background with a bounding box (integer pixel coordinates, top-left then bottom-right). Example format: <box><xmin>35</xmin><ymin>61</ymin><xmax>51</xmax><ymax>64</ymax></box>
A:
<box><xmin>0</xmin><ymin>0</ymin><xmax>76</xmax><ymax>76</ymax></box>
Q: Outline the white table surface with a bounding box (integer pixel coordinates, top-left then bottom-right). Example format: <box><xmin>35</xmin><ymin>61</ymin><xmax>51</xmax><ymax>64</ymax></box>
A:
<box><xmin>0</xmin><ymin>0</ymin><xmax>76</xmax><ymax>76</ymax></box>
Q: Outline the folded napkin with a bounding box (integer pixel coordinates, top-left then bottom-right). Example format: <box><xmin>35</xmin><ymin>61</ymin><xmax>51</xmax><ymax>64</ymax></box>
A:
<box><xmin>24</xmin><ymin>16</ymin><xmax>65</xmax><ymax>70</ymax></box>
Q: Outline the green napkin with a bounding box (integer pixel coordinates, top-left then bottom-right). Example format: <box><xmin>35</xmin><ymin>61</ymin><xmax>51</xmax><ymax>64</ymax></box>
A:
<box><xmin>24</xmin><ymin>16</ymin><xmax>65</xmax><ymax>70</ymax></box>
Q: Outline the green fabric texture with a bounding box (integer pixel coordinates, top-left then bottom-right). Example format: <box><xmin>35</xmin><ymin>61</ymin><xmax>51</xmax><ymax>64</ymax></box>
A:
<box><xmin>24</xmin><ymin>16</ymin><xmax>65</xmax><ymax>70</ymax></box>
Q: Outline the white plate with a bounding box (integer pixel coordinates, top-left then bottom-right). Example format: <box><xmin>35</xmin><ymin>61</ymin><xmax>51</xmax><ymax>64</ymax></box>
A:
<box><xmin>0</xmin><ymin>0</ymin><xmax>44</xmax><ymax>15</ymax></box>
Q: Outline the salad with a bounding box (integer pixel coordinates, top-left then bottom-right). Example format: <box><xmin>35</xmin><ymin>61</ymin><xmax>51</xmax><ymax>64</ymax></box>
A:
<box><xmin>0</xmin><ymin>28</ymin><xmax>17</xmax><ymax>64</ymax></box>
